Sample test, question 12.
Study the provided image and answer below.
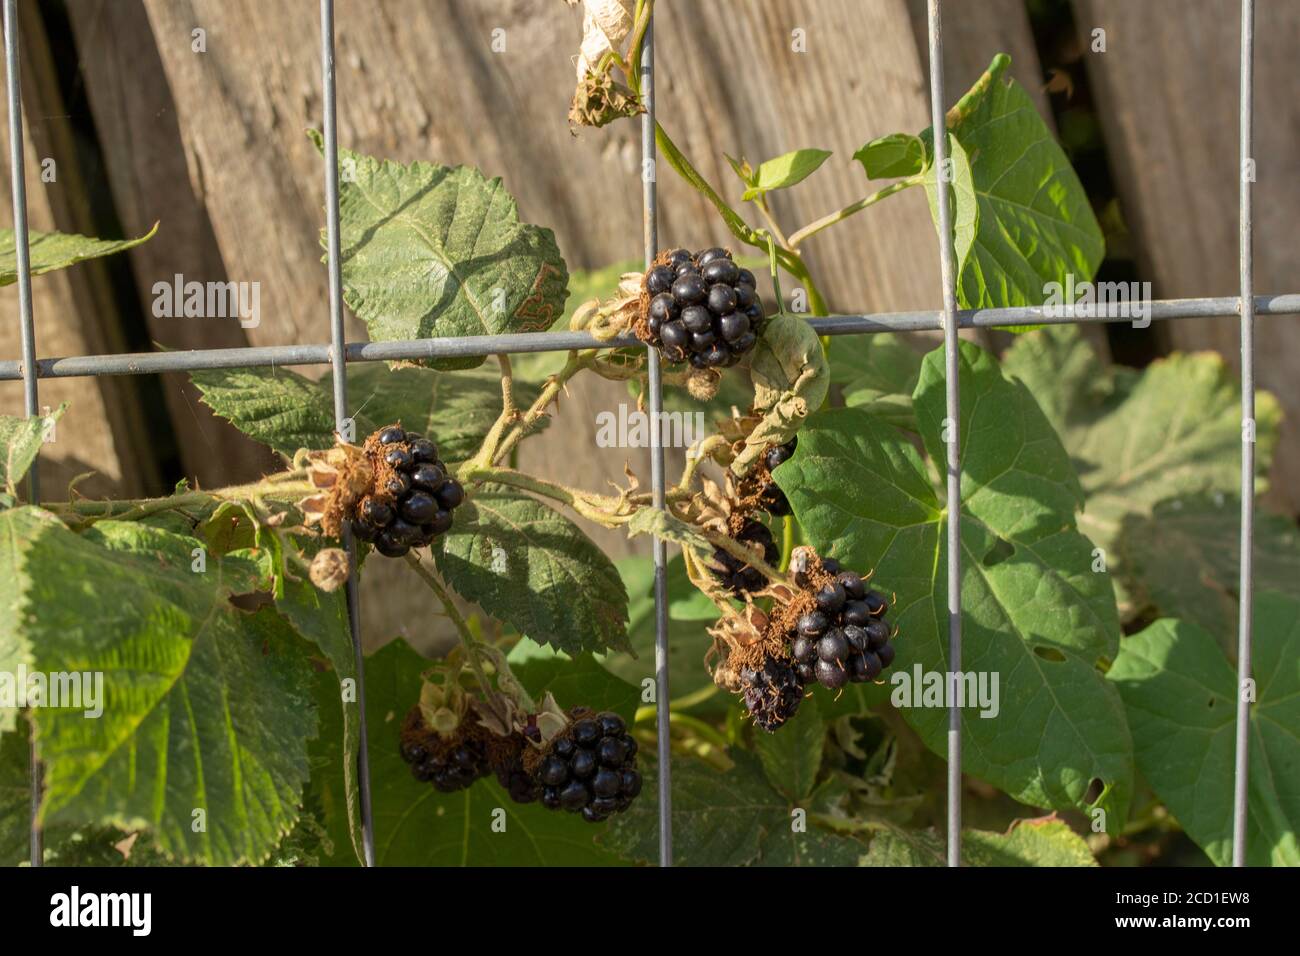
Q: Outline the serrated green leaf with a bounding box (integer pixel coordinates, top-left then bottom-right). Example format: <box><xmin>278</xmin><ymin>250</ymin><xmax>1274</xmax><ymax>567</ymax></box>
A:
<box><xmin>828</xmin><ymin>334</ymin><xmax>922</xmax><ymax>430</ymax></box>
<box><xmin>601</xmin><ymin>753</ymin><xmax>867</xmax><ymax>866</ymax></box>
<box><xmin>0</xmin><ymin>224</ymin><xmax>156</xmax><ymax>286</ymax></box>
<box><xmin>754</xmin><ymin>695</ymin><xmax>824</xmax><ymax>802</ymax></box>
<box><xmin>0</xmin><ymin>716</ymin><xmax>33</xmax><ymax>863</ymax></box>
<box><xmin>313</xmin><ymin>639</ymin><xmax>629</xmax><ymax>866</ymax></box>
<box><xmin>274</xmin><ymin>554</ymin><xmax>363</xmax><ymax>864</ymax></box>
<box><xmin>192</xmin><ymin>362</ymin><xmax>538</xmax><ymax>464</ymax></box>
<box><xmin>0</xmin><ymin>405</ymin><xmax>66</xmax><ymax>497</ymax></box>
<box><xmin>1</xmin><ymin>510</ymin><xmax>317</xmax><ymax>865</ymax></box>
<box><xmin>311</xmin><ymin>131</ymin><xmax>568</xmax><ymax>370</ymax></box>
<box><xmin>854</xmin><ymin>132</ymin><xmax>927</xmax><ymax>180</ymax></box>
<box><xmin>742</xmin><ymin>148</ymin><xmax>832</xmax><ymax>201</ymax></box>
<box><xmin>924</xmin><ymin>55</ymin><xmax>1103</xmax><ymax>311</ymax></box>
<box><xmin>1003</xmin><ymin>325</ymin><xmax>1280</xmax><ymax>616</ymax></box>
<box><xmin>864</xmin><ymin>817</ymin><xmax>1097</xmax><ymax>866</ymax></box>
<box><xmin>1109</xmin><ymin>592</ymin><xmax>1300</xmax><ymax>866</ymax></box>
<box><xmin>776</xmin><ymin>342</ymin><xmax>1133</xmax><ymax>826</ymax></box>
<box><xmin>1118</xmin><ymin>494</ymin><xmax>1300</xmax><ymax>646</ymax></box>
<box><xmin>433</xmin><ymin>483</ymin><xmax>629</xmax><ymax>655</ymax></box>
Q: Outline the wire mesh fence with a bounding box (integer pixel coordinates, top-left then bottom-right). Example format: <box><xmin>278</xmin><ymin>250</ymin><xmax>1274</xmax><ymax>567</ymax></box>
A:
<box><xmin>3</xmin><ymin>0</ymin><xmax>1286</xmax><ymax>868</ymax></box>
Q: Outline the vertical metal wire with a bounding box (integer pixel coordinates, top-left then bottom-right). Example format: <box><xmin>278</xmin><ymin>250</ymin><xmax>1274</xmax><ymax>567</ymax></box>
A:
<box><xmin>4</xmin><ymin>0</ymin><xmax>43</xmax><ymax>869</ymax></box>
<box><xmin>926</xmin><ymin>0</ymin><xmax>962</xmax><ymax>868</ymax></box>
<box><xmin>1231</xmin><ymin>0</ymin><xmax>1255</xmax><ymax>869</ymax></box>
<box><xmin>640</xmin><ymin>16</ymin><xmax>672</xmax><ymax>868</ymax></box>
<box><xmin>320</xmin><ymin>0</ymin><xmax>375</xmax><ymax>868</ymax></box>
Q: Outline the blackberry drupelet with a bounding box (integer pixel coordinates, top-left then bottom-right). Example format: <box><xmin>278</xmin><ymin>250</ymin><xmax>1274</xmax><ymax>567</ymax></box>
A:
<box><xmin>758</xmin><ymin>436</ymin><xmax>797</xmax><ymax>516</ymax></box>
<box><xmin>351</xmin><ymin>424</ymin><xmax>465</xmax><ymax>558</ymax></box>
<box><xmin>711</xmin><ymin>518</ymin><xmax>779</xmax><ymax>595</ymax></box>
<box><xmin>791</xmin><ymin>567</ymin><xmax>896</xmax><ymax>691</ymax></box>
<box><xmin>534</xmin><ymin>710</ymin><xmax>641</xmax><ymax>823</ymax></box>
<box><xmin>398</xmin><ymin>707</ymin><xmax>491</xmax><ymax>794</ymax></box>
<box><xmin>739</xmin><ymin>657</ymin><xmax>805</xmax><ymax>731</ymax></box>
<box><xmin>642</xmin><ymin>248</ymin><xmax>764</xmax><ymax>368</ymax></box>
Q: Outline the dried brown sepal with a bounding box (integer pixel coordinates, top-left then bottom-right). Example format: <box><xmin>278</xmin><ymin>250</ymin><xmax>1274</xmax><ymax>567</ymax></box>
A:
<box><xmin>300</xmin><ymin>440</ymin><xmax>372</xmax><ymax>537</ymax></box>
<box><xmin>569</xmin><ymin>69</ymin><xmax>644</xmax><ymax>130</ymax></box>
<box><xmin>708</xmin><ymin>605</ymin><xmax>779</xmax><ymax>692</ymax></box>
<box><xmin>762</xmin><ymin>545</ymin><xmax>839</xmax><ymax>648</ymax></box>
<box><xmin>521</xmin><ymin>704</ymin><xmax>595</xmax><ymax>777</ymax></box>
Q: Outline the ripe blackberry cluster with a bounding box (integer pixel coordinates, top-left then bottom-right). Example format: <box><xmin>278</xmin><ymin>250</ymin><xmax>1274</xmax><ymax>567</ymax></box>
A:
<box><xmin>535</xmin><ymin>710</ymin><xmax>642</xmax><ymax>824</ymax></box>
<box><xmin>352</xmin><ymin>424</ymin><xmax>465</xmax><ymax>558</ymax></box>
<box><xmin>712</xmin><ymin>518</ymin><xmax>779</xmax><ymax>596</ymax></box>
<box><xmin>642</xmin><ymin>247</ymin><xmax>764</xmax><ymax>368</ymax></box>
<box><xmin>399</xmin><ymin>707</ymin><xmax>491</xmax><ymax>794</ymax></box>
<box><xmin>739</xmin><ymin>657</ymin><xmax>805</xmax><ymax>732</ymax></box>
<box><xmin>758</xmin><ymin>437</ymin><xmax>797</xmax><ymax>516</ymax></box>
<box><xmin>789</xmin><ymin>559</ymin><xmax>896</xmax><ymax>690</ymax></box>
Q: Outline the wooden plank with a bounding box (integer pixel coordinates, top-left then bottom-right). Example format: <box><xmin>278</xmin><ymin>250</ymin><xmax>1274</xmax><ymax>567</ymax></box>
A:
<box><xmin>1077</xmin><ymin>0</ymin><xmax>1300</xmax><ymax>514</ymax></box>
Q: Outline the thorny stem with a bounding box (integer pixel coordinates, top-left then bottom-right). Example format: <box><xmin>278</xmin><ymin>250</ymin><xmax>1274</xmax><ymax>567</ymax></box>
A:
<box><xmin>484</xmin><ymin>350</ymin><xmax>593</xmax><ymax>467</ymax></box>
<box><xmin>404</xmin><ymin>552</ymin><xmax>511</xmax><ymax>727</ymax></box>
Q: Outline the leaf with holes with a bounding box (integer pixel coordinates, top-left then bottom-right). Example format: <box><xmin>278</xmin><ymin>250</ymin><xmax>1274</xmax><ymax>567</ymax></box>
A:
<box><xmin>311</xmin><ymin>639</ymin><xmax>629</xmax><ymax>866</ymax></box>
<box><xmin>1</xmin><ymin>510</ymin><xmax>318</xmax><ymax>865</ymax></box>
<box><xmin>774</xmin><ymin>341</ymin><xmax>1133</xmax><ymax>826</ymax></box>
<box><xmin>192</xmin><ymin>363</ymin><xmax>539</xmax><ymax>462</ymax></box>
<box><xmin>1003</xmin><ymin>324</ymin><xmax>1280</xmax><ymax>614</ymax></box>
<box><xmin>433</xmin><ymin>483</ymin><xmax>630</xmax><ymax>655</ymax></box>
<box><xmin>1108</xmin><ymin>592</ymin><xmax>1300</xmax><ymax>866</ymax></box>
<box><xmin>311</xmin><ymin>131</ymin><xmax>569</xmax><ymax>370</ymax></box>
<box><xmin>922</xmin><ymin>55</ymin><xmax>1104</xmax><ymax>311</ymax></box>
<box><xmin>0</xmin><ymin>224</ymin><xmax>156</xmax><ymax>286</ymax></box>
<box><xmin>600</xmin><ymin>753</ymin><xmax>867</xmax><ymax>866</ymax></box>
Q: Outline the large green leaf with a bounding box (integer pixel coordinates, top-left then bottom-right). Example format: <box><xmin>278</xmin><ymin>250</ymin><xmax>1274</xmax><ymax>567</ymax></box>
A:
<box><xmin>192</xmin><ymin>362</ymin><xmax>537</xmax><ymax>463</ymax></box>
<box><xmin>1118</xmin><ymin>494</ymin><xmax>1300</xmax><ymax>646</ymax></box>
<box><xmin>754</xmin><ymin>695</ymin><xmax>825</xmax><ymax>803</ymax></box>
<box><xmin>313</xmin><ymin>132</ymin><xmax>569</xmax><ymax>370</ymax></box>
<box><xmin>1108</xmin><ymin>592</ymin><xmax>1300</xmax><ymax>866</ymax></box>
<box><xmin>854</xmin><ymin>133</ymin><xmax>926</xmax><ymax>180</ymax></box>
<box><xmin>506</xmin><ymin>638</ymin><xmax>640</xmax><ymax>721</ymax></box>
<box><xmin>601</xmin><ymin>753</ymin><xmax>868</xmax><ymax>866</ymax></box>
<box><xmin>1002</xmin><ymin>325</ymin><xmax>1280</xmax><ymax>615</ymax></box>
<box><xmin>313</xmin><ymin>639</ymin><xmax>629</xmax><ymax>866</ymax></box>
<box><xmin>775</xmin><ymin>342</ymin><xmax>1133</xmax><ymax>826</ymax></box>
<box><xmin>828</xmin><ymin>333</ymin><xmax>922</xmax><ymax>430</ymax></box>
<box><xmin>863</xmin><ymin>817</ymin><xmax>1097</xmax><ymax>866</ymax></box>
<box><xmin>433</xmin><ymin>483</ymin><xmax>630</xmax><ymax>655</ymax></box>
<box><xmin>274</xmin><ymin>559</ymin><xmax>363</xmax><ymax>863</ymax></box>
<box><xmin>0</xmin><ymin>508</ymin><xmax>318</xmax><ymax>865</ymax></box>
<box><xmin>0</xmin><ymin>405</ymin><xmax>66</xmax><ymax>497</ymax></box>
<box><xmin>925</xmin><ymin>55</ymin><xmax>1103</xmax><ymax>310</ymax></box>
<box><xmin>0</xmin><ymin>224</ymin><xmax>155</xmax><ymax>286</ymax></box>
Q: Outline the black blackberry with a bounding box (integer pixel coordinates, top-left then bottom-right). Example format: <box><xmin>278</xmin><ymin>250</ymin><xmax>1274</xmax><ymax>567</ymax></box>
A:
<box><xmin>758</xmin><ymin>437</ymin><xmax>797</xmax><ymax>517</ymax></box>
<box><xmin>789</xmin><ymin>566</ymin><xmax>897</xmax><ymax>691</ymax></box>
<box><xmin>711</xmin><ymin>518</ymin><xmax>778</xmax><ymax>596</ymax></box>
<box><xmin>352</xmin><ymin>424</ymin><xmax>465</xmax><ymax>558</ymax></box>
<box><xmin>740</xmin><ymin>657</ymin><xmax>805</xmax><ymax>731</ymax></box>
<box><xmin>534</xmin><ymin>710</ymin><xmax>641</xmax><ymax>824</ymax></box>
<box><xmin>641</xmin><ymin>248</ymin><xmax>765</xmax><ymax>368</ymax></box>
<box><xmin>398</xmin><ymin>707</ymin><xmax>491</xmax><ymax>794</ymax></box>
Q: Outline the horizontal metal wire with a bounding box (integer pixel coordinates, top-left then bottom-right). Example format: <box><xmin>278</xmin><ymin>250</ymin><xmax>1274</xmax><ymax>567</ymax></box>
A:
<box><xmin>1</xmin><ymin>294</ymin><xmax>1296</xmax><ymax>382</ymax></box>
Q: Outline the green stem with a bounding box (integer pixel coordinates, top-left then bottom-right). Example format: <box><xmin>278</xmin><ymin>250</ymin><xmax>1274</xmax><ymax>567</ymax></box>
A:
<box><xmin>779</xmin><ymin>514</ymin><xmax>796</xmax><ymax>572</ymax></box>
<box><xmin>404</xmin><ymin>552</ymin><xmax>511</xmax><ymax>725</ymax></box>
<box><xmin>786</xmin><ymin>175</ymin><xmax>923</xmax><ymax>249</ymax></box>
<box><xmin>44</xmin><ymin>477</ymin><xmax>316</xmax><ymax>526</ymax></box>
